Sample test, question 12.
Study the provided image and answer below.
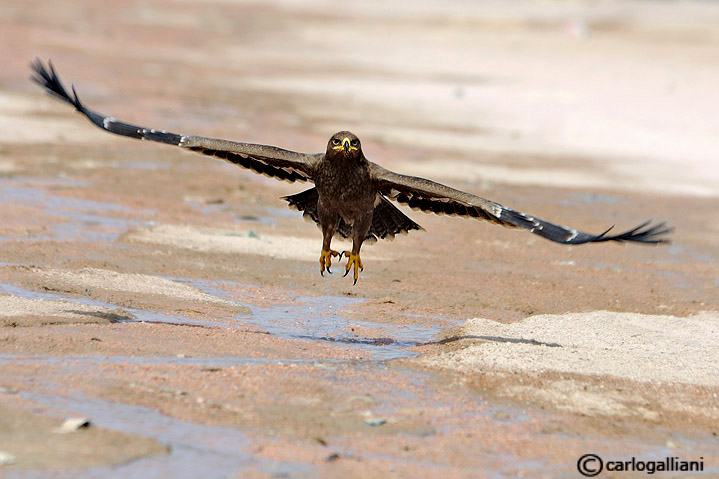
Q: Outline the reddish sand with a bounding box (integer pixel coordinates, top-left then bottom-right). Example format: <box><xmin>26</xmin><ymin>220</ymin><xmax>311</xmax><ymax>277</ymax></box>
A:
<box><xmin>1</xmin><ymin>1</ymin><xmax>717</xmax><ymax>477</ymax></box>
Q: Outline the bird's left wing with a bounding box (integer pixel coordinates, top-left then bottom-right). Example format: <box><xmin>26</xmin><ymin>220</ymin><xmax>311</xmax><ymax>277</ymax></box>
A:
<box><xmin>30</xmin><ymin>59</ymin><xmax>321</xmax><ymax>183</ymax></box>
<box><xmin>370</xmin><ymin>163</ymin><xmax>672</xmax><ymax>245</ymax></box>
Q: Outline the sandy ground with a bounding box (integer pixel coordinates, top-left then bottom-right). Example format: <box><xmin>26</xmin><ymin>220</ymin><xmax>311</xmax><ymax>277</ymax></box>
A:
<box><xmin>1</xmin><ymin>0</ymin><xmax>718</xmax><ymax>477</ymax></box>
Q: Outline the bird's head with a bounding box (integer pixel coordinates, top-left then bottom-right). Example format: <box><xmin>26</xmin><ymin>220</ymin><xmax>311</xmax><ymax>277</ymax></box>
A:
<box><xmin>327</xmin><ymin>131</ymin><xmax>362</xmax><ymax>160</ymax></box>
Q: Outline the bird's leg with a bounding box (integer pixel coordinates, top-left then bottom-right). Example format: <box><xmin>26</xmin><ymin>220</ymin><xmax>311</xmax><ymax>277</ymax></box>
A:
<box><xmin>343</xmin><ymin>212</ymin><xmax>371</xmax><ymax>285</ymax></box>
<box><xmin>318</xmin><ymin>204</ymin><xmax>340</xmax><ymax>276</ymax></box>
<box><xmin>320</xmin><ymin>248</ymin><xmax>340</xmax><ymax>275</ymax></box>
<box><xmin>342</xmin><ymin>247</ymin><xmax>364</xmax><ymax>285</ymax></box>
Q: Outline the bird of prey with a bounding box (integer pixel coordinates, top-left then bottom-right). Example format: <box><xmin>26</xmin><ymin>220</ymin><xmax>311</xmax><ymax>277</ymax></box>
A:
<box><xmin>30</xmin><ymin>59</ymin><xmax>672</xmax><ymax>284</ymax></box>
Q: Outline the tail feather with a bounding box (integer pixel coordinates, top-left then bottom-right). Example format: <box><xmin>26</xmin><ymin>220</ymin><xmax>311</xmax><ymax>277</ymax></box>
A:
<box><xmin>373</xmin><ymin>195</ymin><xmax>424</xmax><ymax>241</ymax></box>
<box><xmin>282</xmin><ymin>187</ymin><xmax>423</xmax><ymax>243</ymax></box>
<box><xmin>284</xmin><ymin>187</ymin><xmax>321</xmax><ymax>224</ymax></box>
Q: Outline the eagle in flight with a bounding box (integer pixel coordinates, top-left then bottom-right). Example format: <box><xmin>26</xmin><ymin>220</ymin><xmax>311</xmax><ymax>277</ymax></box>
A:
<box><xmin>31</xmin><ymin>59</ymin><xmax>672</xmax><ymax>284</ymax></box>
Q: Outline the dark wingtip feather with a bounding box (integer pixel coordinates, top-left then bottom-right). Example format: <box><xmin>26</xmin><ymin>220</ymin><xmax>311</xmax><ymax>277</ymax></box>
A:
<box><xmin>29</xmin><ymin>58</ymin><xmax>169</xmax><ymax>141</ymax></box>
<box><xmin>71</xmin><ymin>83</ymin><xmax>82</xmax><ymax>106</ymax></box>
<box><xmin>582</xmin><ymin>220</ymin><xmax>673</xmax><ymax>245</ymax></box>
<box><xmin>30</xmin><ymin>58</ymin><xmax>80</xmax><ymax>110</ymax></box>
<box><xmin>593</xmin><ymin>224</ymin><xmax>615</xmax><ymax>240</ymax></box>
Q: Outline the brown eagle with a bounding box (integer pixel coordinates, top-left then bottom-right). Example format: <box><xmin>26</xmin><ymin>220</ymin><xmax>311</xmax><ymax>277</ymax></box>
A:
<box><xmin>31</xmin><ymin>59</ymin><xmax>672</xmax><ymax>284</ymax></box>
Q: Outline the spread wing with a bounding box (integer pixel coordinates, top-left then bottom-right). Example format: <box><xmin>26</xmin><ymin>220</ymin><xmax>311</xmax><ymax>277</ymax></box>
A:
<box><xmin>30</xmin><ymin>59</ymin><xmax>320</xmax><ymax>183</ymax></box>
<box><xmin>370</xmin><ymin>163</ymin><xmax>672</xmax><ymax>245</ymax></box>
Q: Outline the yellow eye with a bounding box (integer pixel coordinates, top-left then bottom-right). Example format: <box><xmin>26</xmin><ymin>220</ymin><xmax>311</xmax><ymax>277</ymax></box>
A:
<box><xmin>332</xmin><ymin>138</ymin><xmax>341</xmax><ymax>146</ymax></box>
<box><xmin>350</xmin><ymin>139</ymin><xmax>359</xmax><ymax>147</ymax></box>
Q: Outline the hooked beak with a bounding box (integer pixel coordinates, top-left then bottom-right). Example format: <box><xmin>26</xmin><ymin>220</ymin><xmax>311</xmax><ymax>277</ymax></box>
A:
<box><xmin>332</xmin><ymin>137</ymin><xmax>358</xmax><ymax>153</ymax></box>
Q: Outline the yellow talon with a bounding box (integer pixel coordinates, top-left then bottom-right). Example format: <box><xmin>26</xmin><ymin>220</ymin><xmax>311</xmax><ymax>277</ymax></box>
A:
<box><xmin>319</xmin><ymin>249</ymin><xmax>340</xmax><ymax>276</ymax></box>
<box><xmin>342</xmin><ymin>252</ymin><xmax>363</xmax><ymax>285</ymax></box>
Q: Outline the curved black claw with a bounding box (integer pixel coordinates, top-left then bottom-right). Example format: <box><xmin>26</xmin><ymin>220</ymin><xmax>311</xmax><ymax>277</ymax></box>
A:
<box><xmin>319</xmin><ymin>249</ymin><xmax>341</xmax><ymax>277</ymax></box>
<box><xmin>342</xmin><ymin>252</ymin><xmax>363</xmax><ymax>286</ymax></box>
<box><xmin>342</xmin><ymin>269</ymin><xmax>358</xmax><ymax>285</ymax></box>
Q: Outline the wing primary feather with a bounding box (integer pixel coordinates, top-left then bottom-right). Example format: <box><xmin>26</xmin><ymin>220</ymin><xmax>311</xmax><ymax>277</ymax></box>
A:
<box><xmin>498</xmin><ymin>205</ymin><xmax>673</xmax><ymax>245</ymax></box>
<box><xmin>141</xmin><ymin>129</ymin><xmax>184</xmax><ymax>145</ymax></box>
<box><xmin>31</xmin><ymin>59</ymin><xmax>318</xmax><ymax>184</ymax></box>
<box><xmin>372</xmin><ymin>164</ymin><xmax>672</xmax><ymax>245</ymax></box>
<box><xmin>31</xmin><ymin>58</ymin><xmax>169</xmax><ymax>141</ymax></box>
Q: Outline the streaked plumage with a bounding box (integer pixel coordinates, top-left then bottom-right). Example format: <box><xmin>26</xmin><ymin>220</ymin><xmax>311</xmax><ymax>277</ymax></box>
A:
<box><xmin>30</xmin><ymin>59</ymin><xmax>672</xmax><ymax>284</ymax></box>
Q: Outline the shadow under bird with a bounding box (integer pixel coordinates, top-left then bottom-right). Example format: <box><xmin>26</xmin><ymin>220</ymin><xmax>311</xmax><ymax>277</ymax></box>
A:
<box><xmin>30</xmin><ymin>59</ymin><xmax>673</xmax><ymax>284</ymax></box>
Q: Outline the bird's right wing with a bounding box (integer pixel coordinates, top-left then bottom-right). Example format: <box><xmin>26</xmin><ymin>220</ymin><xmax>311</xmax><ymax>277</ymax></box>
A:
<box><xmin>31</xmin><ymin>59</ymin><xmax>321</xmax><ymax>183</ymax></box>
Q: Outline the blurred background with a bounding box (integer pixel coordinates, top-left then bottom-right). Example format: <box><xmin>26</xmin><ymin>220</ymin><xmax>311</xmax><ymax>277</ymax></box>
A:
<box><xmin>3</xmin><ymin>0</ymin><xmax>719</xmax><ymax>197</ymax></box>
